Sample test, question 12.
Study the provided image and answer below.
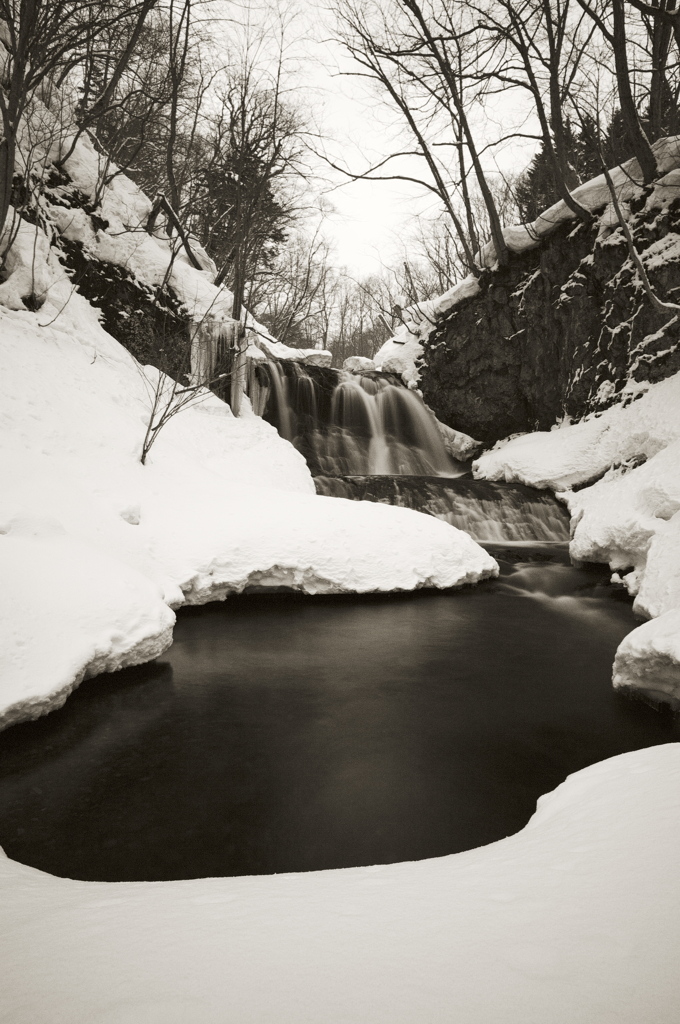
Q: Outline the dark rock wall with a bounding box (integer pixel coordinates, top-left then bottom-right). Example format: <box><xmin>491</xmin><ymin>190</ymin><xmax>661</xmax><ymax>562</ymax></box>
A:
<box><xmin>421</xmin><ymin>196</ymin><xmax>680</xmax><ymax>445</ymax></box>
<box><xmin>59</xmin><ymin>238</ymin><xmax>192</xmax><ymax>381</ymax></box>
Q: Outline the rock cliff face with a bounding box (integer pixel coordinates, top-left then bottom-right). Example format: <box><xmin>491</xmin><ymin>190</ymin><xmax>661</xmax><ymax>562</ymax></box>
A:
<box><xmin>420</xmin><ymin>195</ymin><xmax>680</xmax><ymax>445</ymax></box>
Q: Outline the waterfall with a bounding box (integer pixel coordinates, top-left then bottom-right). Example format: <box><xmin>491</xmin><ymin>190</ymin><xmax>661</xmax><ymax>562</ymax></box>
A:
<box><xmin>314</xmin><ymin>475</ymin><xmax>570</xmax><ymax>544</ymax></box>
<box><xmin>259</xmin><ymin>360</ymin><xmax>463</xmax><ymax>477</ymax></box>
<box><xmin>252</xmin><ymin>358</ymin><xmax>569</xmax><ymax>544</ymax></box>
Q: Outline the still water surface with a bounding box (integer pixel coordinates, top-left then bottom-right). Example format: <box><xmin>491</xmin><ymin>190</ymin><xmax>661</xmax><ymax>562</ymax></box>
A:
<box><xmin>0</xmin><ymin>548</ymin><xmax>678</xmax><ymax>881</ymax></box>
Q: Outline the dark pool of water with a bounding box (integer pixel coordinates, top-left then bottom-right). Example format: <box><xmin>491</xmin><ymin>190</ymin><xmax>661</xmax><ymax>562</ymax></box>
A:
<box><xmin>0</xmin><ymin>549</ymin><xmax>678</xmax><ymax>882</ymax></box>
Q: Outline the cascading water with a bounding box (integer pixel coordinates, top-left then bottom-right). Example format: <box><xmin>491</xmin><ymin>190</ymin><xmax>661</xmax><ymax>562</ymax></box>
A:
<box><xmin>254</xmin><ymin>358</ymin><xmax>569</xmax><ymax>544</ymax></box>
<box><xmin>314</xmin><ymin>475</ymin><xmax>571</xmax><ymax>544</ymax></box>
<box><xmin>261</xmin><ymin>360</ymin><xmax>459</xmax><ymax>477</ymax></box>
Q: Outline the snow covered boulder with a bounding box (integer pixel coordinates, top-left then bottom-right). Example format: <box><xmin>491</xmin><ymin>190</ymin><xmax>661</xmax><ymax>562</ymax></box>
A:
<box><xmin>343</xmin><ymin>356</ymin><xmax>376</xmax><ymax>373</ymax></box>
<box><xmin>613</xmin><ymin>610</ymin><xmax>680</xmax><ymax>706</ymax></box>
<box><xmin>374</xmin><ymin>325</ymin><xmax>423</xmax><ymax>385</ymax></box>
<box><xmin>0</xmin><ymin>518</ymin><xmax>174</xmax><ymax>729</ymax></box>
<box><xmin>636</xmin><ymin>510</ymin><xmax>680</xmax><ymax>619</ymax></box>
<box><xmin>567</xmin><ymin>441</ymin><xmax>680</xmax><ymax>593</ymax></box>
<box><xmin>436</xmin><ymin>419</ymin><xmax>483</xmax><ymax>462</ymax></box>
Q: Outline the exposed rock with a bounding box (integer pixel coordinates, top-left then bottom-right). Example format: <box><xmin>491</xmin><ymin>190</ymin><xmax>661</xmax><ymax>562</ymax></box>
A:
<box><xmin>421</xmin><ymin>189</ymin><xmax>680</xmax><ymax>445</ymax></box>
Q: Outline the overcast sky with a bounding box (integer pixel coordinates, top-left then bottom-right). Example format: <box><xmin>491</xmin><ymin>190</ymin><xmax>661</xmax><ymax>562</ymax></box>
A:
<box><xmin>213</xmin><ymin>0</ymin><xmax>540</xmax><ymax>277</ymax></box>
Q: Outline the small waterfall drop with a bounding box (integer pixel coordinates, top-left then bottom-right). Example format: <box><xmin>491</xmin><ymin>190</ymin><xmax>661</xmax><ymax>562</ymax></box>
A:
<box><xmin>314</xmin><ymin>475</ymin><xmax>571</xmax><ymax>544</ymax></box>
<box><xmin>260</xmin><ymin>360</ymin><xmax>462</xmax><ymax>478</ymax></box>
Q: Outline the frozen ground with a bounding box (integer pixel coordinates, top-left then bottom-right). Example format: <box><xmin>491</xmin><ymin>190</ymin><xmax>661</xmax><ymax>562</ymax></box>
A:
<box><xmin>1</xmin><ymin>744</ymin><xmax>679</xmax><ymax>1024</ymax></box>
<box><xmin>475</xmin><ymin>372</ymin><xmax>680</xmax><ymax>702</ymax></box>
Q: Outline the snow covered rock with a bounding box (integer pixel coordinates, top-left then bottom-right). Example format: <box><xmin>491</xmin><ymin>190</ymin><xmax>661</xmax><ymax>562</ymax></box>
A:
<box><xmin>613</xmin><ymin>611</ymin><xmax>680</xmax><ymax>706</ymax></box>
<box><xmin>343</xmin><ymin>355</ymin><xmax>376</xmax><ymax>372</ymax></box>
<box><xmin>474</xmin><ymin>374</ymin><xmax>680</xmax><ymax>492</ymax></box>
<box><xmin>436</xmin><ymin>419</ymin><xmax>483</xmax><ymax>462</ymax></box>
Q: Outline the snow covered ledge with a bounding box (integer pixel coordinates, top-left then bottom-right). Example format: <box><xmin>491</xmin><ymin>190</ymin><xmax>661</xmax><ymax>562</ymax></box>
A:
<box><xmin>614</xmin><ymin>611</ymin><xmax>680</xmax><ymax>707</ymax></box>
<box><xmin>1</xmin><ymin>743</ymin><xmax>678</xmax><ymax>1023</ymax></box>
<box><xmin>474</xmin><ymin>372</ymin><xmax>680</xmax><ymax>704</ymax></box>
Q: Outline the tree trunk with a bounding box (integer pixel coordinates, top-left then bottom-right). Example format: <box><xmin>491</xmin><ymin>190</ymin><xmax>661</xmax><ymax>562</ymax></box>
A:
<box><xmin>612</xmin><ymin>0</ymin><xmax>658</xmax><ymax>182</ymax></box>
<box><xmin>0</xmin><ymin>134</ymin><xmax>16</xmax><ymax>248</ymax></box>
<box><xmin>647</xmin><ymin>1</ymin><xmax>675</xmax><ymax>138</ymax></box>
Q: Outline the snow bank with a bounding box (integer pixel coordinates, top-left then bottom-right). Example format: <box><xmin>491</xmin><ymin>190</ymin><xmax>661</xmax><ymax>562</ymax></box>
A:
<box><xmin>0</xmin><ymin>300</ymin><xmax>496</xmax><ymax>727</ymax></box>
<box><xmin>473</xmin><ymin>374</ymin><xmax>680</xmax><ymax>492</ymax></box>
<box><xmin>474</xmin><ymin>372</ymin><xmax>680</xmax><ymax>701</ymax></box>
<box><xmin>1</xmin><ymin>743</ymin><xmax>678</xmax><ymax>1023</ymax></box>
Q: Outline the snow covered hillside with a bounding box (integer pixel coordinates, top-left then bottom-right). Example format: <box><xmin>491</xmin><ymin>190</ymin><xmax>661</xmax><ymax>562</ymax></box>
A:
<box><xmin>475</xmin><ymin>373</ymin><xmax>680</xmax><ymax>703</ymax></box>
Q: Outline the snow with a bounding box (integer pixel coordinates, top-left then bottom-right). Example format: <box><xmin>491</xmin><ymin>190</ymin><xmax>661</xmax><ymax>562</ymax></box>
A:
<box><xmin>343</xmin><ymin>355</ymin><xmax>376</xmax><ymax>372</ymax></box>
<box><xmin>0</xmin><ymin>743</ymin><xmax>678</xmax><ymax>1023</ymax></box>
<box><xmin>478</xmin><ymin>135</ymin><xmax>680</xmax><ymax>266</ymax></box>
<box><xmin>474</xmin><ymin>372</ymin><xmax>680</xmax><ymax>702</ymax></box>
<box><xmin>474</xmin><ymin>373</ymin><xmax>680</xmax><ymax>492</ymax></box>
<box><xmin>0</xmin><ymin>521</ymin><xmax>174</xmax><ymax>728</ymax></box>
<box><xmin>614</xmin><ymin>611</ymin><xmax>680</xmax><ymax>705</ymax></box>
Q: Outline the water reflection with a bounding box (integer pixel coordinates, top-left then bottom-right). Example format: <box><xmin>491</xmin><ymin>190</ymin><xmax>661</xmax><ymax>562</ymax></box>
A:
<box><xmin>0</xmin><ymin>555</ymin><xmax>678</xmax><ymax>881</ymax></box>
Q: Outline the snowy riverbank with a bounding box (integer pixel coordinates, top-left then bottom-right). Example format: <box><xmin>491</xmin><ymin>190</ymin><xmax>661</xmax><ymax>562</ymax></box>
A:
<box><xmin>1</xmin><ymin>743</ymin><xmax>679</xmax><ymax>1023</ymax></box>
<box><xmin>475</xmin><ymin>373</ymin><xmax>680</xmax><ymax>703</ymax></box>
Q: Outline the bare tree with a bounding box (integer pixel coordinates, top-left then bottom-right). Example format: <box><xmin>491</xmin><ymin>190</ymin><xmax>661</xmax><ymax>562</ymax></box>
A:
<box><xmin>333</xmin><ymin>0</ymin><xmax>515</xmax><ymax>271</ymax></box>
<box><xmin>250</xmin><ymin>221</ymin><xmax>333</xmax><ymax>345</ymax></box>
<box><xmin>138</xmin><ymin>355</ymin><xmax>233</xmax><ymax>464</ymax></box>
<box><xmin>474</xmin><ymin>0</ymin><xmax>594</xmax><ymax>223</ymax></box>
<box><xmin>575</xmin><ymin>0</ymin><xmax>659</xmax><ymax>181</ymax></box>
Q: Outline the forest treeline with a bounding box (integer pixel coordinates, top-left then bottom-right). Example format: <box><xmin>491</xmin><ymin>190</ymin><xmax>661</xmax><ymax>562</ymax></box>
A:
<box><xmin>1</xmin><ymin>0</ymin><xmax>679</xmax><ymax>364</ymax></box>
